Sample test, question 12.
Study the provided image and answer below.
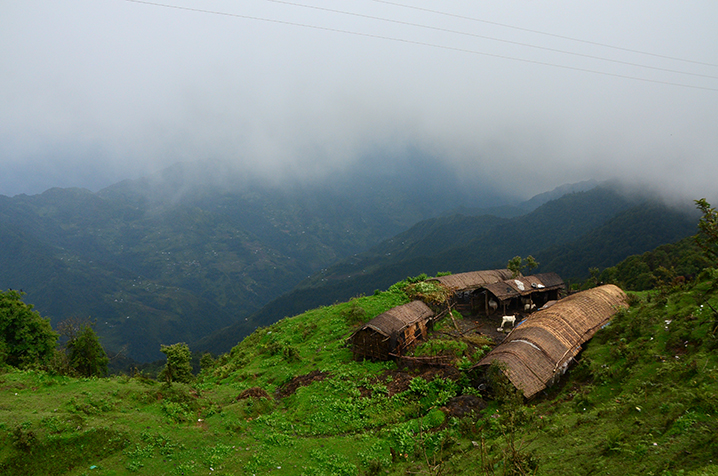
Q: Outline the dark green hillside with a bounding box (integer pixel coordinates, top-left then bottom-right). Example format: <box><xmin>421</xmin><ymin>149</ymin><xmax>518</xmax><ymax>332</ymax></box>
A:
<box><xmin>535</xmin><ymin>202</ymin><xmax>699</xmax><ymax>280</ymax></box>
<box><xmin>598</xmin><ymin>236</ymin><xmax>709</xmax><ymax>290</ymax></box>
<box><xmin>0</xmin><ymin>160</ymin><xmax>517</xmax><ymax>361</ymax></box>
<box><xmin>204</xmin><ymin>185</ymin><xmax>699</xmax><ymax>354</ymax></box>
<box><xmin>2</xmin><ymin>267</ymin><xmax>718</xmax><ymax>475</ymax></box>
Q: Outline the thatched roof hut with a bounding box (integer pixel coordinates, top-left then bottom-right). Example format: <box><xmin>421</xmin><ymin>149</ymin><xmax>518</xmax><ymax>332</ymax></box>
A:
<box><xmin>482</xmin><ymin>272</ymin><xmax>565</xmax><ymax>312</ymax></box>
<box><xmin>429</xmin><ymin>269</ymin><xmax>514</xmax><ymax>291</ymax></box>
<box><xmin>349</xmin><ymin>301</ymin><xmax>434</xmax><ymax>361</ymax></box>
<box><xmin>476</xmin><ymin>284</ymin><xmax>628</xmax><ymax>398</ymax></box>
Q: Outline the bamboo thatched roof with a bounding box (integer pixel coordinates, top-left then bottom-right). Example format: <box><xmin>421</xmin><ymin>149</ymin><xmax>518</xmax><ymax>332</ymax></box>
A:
<box><xmin>482</xmin><ymin>273</ymin><xmax>565</xmax><ymax>302</ymax></box>
<box><xmin>429</xmin><ymin>269</ymin><xmax>514</xmax><ymax>291</ymax></box>
<box><xmin>476</xmin><ymin>284</ymin><xmax>628</xmax><ymax>398</ymax></box>
<box><xmin>531</xmin><ymin>272</ymin><xmax>565</xmax><ymax>289</ymax></box>
<box><xmin>358</xmin><ymin>301</ymin><xmax>434</xmax><ymax>337</ymax></box>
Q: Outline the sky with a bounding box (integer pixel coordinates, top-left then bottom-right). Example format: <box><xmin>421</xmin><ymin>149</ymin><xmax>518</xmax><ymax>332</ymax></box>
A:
<box><xmin>2</xmin><ymin>0</ymin><xmax>717</xmax><ymax>203</ymax></box>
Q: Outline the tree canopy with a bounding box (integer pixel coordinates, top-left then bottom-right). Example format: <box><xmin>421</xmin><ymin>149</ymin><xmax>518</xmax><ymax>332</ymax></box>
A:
<box><xmin>507</xmin><ymin>255</ymin><xmax>539</xmax><ymax>278</ymax></box>
<box><xmin>159</xmin><ymin>343</ymin><xmax>193</xmax><ymax>384</ymax></box>
<box><xmin>66</xmin><ymin>323</ymin><xmax>109</xmax><ymax>377</ymax></box>
<box><xmin>0</xmin><ymin>289</ymin><xmax>58</xmax><ymax>368</ymax></box>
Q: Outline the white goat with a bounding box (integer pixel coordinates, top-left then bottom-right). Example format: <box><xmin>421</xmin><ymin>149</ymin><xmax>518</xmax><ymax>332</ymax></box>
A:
<box><xmin>488</xmin><ymin>299</ymin><xmax>498</xmax><ymax>313</ymax></box>
<box><xmin>523</xmin><ymin>302</ymin><xmax>536</xmax><ymax>311</ymax></box>
<box><xmin>497</xmin><ymin>315</ymin><xmax>516</xmax><ymax>332</ymax></box>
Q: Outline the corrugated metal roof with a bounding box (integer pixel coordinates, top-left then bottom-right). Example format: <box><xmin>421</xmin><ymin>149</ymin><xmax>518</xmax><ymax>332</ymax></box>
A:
<box><xmin>477</xmin><ymin>284</ymin><xmax>628</xmax><ymax>398</ymax></box>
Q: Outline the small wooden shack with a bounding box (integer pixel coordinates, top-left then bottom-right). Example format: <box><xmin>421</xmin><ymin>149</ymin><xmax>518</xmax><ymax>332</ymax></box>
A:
<box><xmin>476</xmin><ymin>284</ymin><xmax>628</xmax><ymax>398</ymax></box>
<box><xmin>349</xmin><ymin>301</ymin><xmax>434</xmax><ymax>361</ymax></box>
<box><xmin>428</xmin><ymin>269</ymin><xmax>515</xmax><ymax>313</ymax></box>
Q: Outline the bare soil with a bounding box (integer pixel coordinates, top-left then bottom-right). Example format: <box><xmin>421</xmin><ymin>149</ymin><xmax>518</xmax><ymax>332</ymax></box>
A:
<box><xmin>275</xmin><ymin>370</ymin><xmax>330</xmax><ymax>398</ymax></box>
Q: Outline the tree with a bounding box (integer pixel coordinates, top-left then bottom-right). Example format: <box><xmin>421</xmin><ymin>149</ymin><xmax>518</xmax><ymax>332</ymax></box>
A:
<box><xmin>507</xmin><ymin>255</ymin><xmax>540</xmax><ymax>278</ymax></box>
<box><xmin>695</xmin><ymin>198</ymin><xmax>718</xmax><ymax>266</ymax></box>
<box><xmin>525</xmin><ymin>255</ymin><xmax>539</xmax><ymax>273</ymax></box>
<box><xmin>66</xmin><ymin>323</ymin><xmax>109</xmax><ymax>377</ymax></box>
<box><xmin>0</xmin><ymin>289</ymin><xmax>58</xmax><ymax>368</ymax></box>
<box><xmin>507</xmin><ymin>256</ymin><xmax>523</xmax><ymax>278</ymax></box>
<box><xmin>159</xmin><ymin>343</ymin><xmax>193</xmax><ymax>384</ymax></box>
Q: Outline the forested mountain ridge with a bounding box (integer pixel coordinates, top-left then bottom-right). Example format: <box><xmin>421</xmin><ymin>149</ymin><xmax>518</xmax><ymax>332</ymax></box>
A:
<box><xmin>198</xmin><ymin>185</ymin><xmax>699</xmax><ymax>354</ymax></box>
<box><xmin>0</xmin><ymin>160</ymin><xmax>521</xmax><ymax>361</ymax></box>
<box><xmin>0</xmin><ymin>159</ymin><xmax>698</xmax><ymax>361</ymax></box>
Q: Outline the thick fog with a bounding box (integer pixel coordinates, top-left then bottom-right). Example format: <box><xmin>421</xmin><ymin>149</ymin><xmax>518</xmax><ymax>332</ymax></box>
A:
<box><xmin>1</xmin><ymin>1</ymin><xmax>717</xmax><ymax>203</ymax></box>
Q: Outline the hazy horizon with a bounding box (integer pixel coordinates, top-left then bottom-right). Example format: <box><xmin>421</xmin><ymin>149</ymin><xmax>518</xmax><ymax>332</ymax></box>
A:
<box><xmin>2</xmin><ymin>1</ymin><xmax>717</xmax><ymax>203</ymax></box>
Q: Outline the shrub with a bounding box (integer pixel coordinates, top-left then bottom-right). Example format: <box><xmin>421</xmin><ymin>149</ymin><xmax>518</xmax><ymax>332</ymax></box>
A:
<box><xmin>66</xmin><ymin>324</ymin><xmax>109</xmax><ymax>377</ymax></box>
<box><xmin>0</xmin><ymin>289</ymin><xmax>58</xmax><ymax>368</ymax></box>
<box><xmin>342</xmin><ymin>299</ymin><xmax>368</xmax><ymax>325</ymax></box>
<box><xmin>159</xmin><ymin>343</ymin><xmax>193</xmax><ymax>384</ymax></box>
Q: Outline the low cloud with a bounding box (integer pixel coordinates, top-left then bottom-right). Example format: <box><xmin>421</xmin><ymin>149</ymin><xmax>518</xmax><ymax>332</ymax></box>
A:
<box><xmin>1</xmin><ymin>1</ymin><xmax>717</xmax><ymax>203</ymax></box>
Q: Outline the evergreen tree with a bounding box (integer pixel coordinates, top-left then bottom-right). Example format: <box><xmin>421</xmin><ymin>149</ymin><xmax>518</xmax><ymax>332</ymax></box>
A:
<box><xmin>0</xmin><ymin>289</ymin><xmax>58</xmax><ymax>368</ymax></box>
<box><xmin>67</xmin><ymin>324</ymin><xmax>109</xmax><ymax>377</ymax></box>
<box><xmin>159</xmin><ymin>343</ymin><xmax>193</xmax><ymax>384</ymax></box>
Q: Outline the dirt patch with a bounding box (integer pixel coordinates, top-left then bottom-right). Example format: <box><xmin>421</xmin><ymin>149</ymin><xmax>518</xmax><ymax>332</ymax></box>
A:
<box><xmin>237</xmin><ymin>387</ymin><xmax>270</xmax><ymax>400</ymax></box>
<box><xmin>442</xmin><ymin>312</ymin><xmax>528</xmax><ymax>344</ymax></box>
<box><xmin>275</xmin><ymin>370</ymin><xmax>330</xmax><ymax>398</ymax></box>
<box><xmin>442</xmin><ymin>394</ymin><xmax>487</xmax><ymax>417</ymax></box>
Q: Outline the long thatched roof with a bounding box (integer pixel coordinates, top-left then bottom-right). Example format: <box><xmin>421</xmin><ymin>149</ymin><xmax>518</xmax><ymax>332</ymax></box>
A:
<box><xmin>429</xmin><ymin>269</ymin><xmax>514</xmax><ymax>291</ymax></box>
<box><xmin>358</xmin><ymin>300</ymin><xmax>434</xmax><ymax>337</ymax></box>
<box><xmin>477</xmin><ymin>284</ymin><xmax>628</xmax><ymax>398</ymax></box>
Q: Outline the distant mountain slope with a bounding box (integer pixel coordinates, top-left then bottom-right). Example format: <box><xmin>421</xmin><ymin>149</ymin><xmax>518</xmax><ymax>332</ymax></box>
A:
<box><xmin>535</xmin><ymin>202</ymin><xmax>699</xmax><ymax>280</ymax></box>
<box><xmin>197</xmin><ymin>186</ymin><xmax>698</xmax><ymax>354</ymax></box>
<box><xmin>0</xmin><ymin>159</ymin><xmax>519</xmax><ymax>361</ymax></box>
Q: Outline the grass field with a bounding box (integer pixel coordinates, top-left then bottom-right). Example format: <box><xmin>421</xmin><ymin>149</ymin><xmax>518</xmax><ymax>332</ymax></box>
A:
<box><xmin>2</xmin><ymin>273</ymin><xmax>718</xmax><ymax>475</ymax></box>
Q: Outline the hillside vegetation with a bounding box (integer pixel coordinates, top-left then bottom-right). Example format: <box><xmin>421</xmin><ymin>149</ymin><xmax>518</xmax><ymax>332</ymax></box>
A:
<box><xmin>208</xmin><ymin>186</ymin><xmax>698</xmax><ymax>354</ymax></box>
<box><xmin>2</xmin><ymin>262</ymin><xmax>718</xmax><ymax>475</ymax></box>
<box><xmin>0</xmin><ymin>160</ymin><xmax>513</xmax><ymax>361</ymax></box>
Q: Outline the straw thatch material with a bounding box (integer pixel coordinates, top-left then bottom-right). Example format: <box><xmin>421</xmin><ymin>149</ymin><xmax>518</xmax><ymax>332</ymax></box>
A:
<box><xmin>350</xmin><ymin>301</ymin><xmax>434</xmax><ymax>361</ymax></box>
<box><xmin>477</xmin><ymin>284</ymin><xmax>628</xmax><ymax>398</ymax></box>
<box><xmin>483</xmin><ymin>274</ymin><xmax>565</xmax><ymax>302</ymax></box>
<box><xmin>429</xmin><ymin>269</ymin><xmax>514</xmax><ymax>291</ymax></box>
<box><xmin>532</xmin><ymin>272</ymin><xmax>564</xmax><ymax>289</ymax></box>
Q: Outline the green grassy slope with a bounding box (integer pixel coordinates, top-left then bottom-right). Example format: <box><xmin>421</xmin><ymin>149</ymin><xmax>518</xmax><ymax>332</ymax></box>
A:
<box><xmin>2</xmin><ymin>269</ymin><xmax>718</xmax><ymax>475</ymax></box>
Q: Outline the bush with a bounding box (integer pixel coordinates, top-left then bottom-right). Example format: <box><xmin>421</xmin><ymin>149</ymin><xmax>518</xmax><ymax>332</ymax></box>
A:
<box><xmin>159</xmin><ymin>343</ymin><xmax>193</xmax><ymax>384</ymax></box>
<box><xmin>66</xmin><ymin>324</ymin><xmax>109</xmax><ymax>377</ymax></box>
<box><xmin>342</xmin><ymin>299</ymin><xmax>368</xmax><ymax>325</ymax></box>
<box><xmin>0</xmin><ymin>289</ymin><xmax>58</xmax><ymax>368</ymax></box>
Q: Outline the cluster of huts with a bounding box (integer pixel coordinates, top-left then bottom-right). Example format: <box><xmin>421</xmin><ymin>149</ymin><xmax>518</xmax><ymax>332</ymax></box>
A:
<box><xmin>347</xmin><ymin>269</ymin><xmax>628</xmax><ymax>398</ymax></box>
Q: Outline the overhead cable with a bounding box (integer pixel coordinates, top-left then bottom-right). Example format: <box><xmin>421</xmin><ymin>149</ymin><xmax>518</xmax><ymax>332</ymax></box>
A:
<box><xmin>370</xmin><ymin>0</ymin><xmax>718</xmax><ymax>68</ymax></box>
<box><xmin>263</xmin><ymin>0</ymin><xmax>718</xmax><ymax>80</ymax></box>
<box><xmin>122</xmin><ymin>0</ymin><xmax>718</xmax><ymax>92</ymax></box>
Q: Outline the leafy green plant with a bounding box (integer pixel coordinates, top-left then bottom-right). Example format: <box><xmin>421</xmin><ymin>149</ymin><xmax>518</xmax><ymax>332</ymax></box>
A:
<box><xmin>342</xmin><ymin>298</ymin><xmax>369</xmax><ymax>325</ymax></box>
<box><xmin>159</xmin><ymin>343</ymin><xmax>193</xmax><ymax>384</ymax></box>
<box><xmin>0</xmin><ymin>289</ymin><xmax>57</xmax><ymax>368</ymax></box>
<box><xmin>414</xmin><ymin>339</ymin><xmax>467</xmax><ymax>358</ymax></box>
<box><xmin>66</xmin><ymin>323</ymin><xmax>109</xmax><ymax>377</ymax></box>
<box><xmin>695</xmin><ymin>198</ymin><xmax>718</xmax><ymax>266</ymax></box>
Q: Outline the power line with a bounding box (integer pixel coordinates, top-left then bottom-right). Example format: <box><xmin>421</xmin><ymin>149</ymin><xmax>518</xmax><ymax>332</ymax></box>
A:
<box><xmin>263</xmin><ymin>0</ymin><xmax>718</xmax><ymax>80</ymax></box>
<box><xmin>122</xmin><ymin>0</ymin><xmax>718</xmax><ymax>91</ymax></box>
<box><xmin>370</xmin><ymin>0</ymin><xmax>718</xmax><ymax>68</ymax></box>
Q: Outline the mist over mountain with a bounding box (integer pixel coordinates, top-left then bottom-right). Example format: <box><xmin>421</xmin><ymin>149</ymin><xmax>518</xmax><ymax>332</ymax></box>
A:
<box><xmin>1</xmin><ymin>158</ymin><xmax>700</xmax><ymax>361</ymax></box>
<box><xmin>0</xmin><ymin>159</ymin><xmax>515</xmax><ymax>361</ymax></box>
